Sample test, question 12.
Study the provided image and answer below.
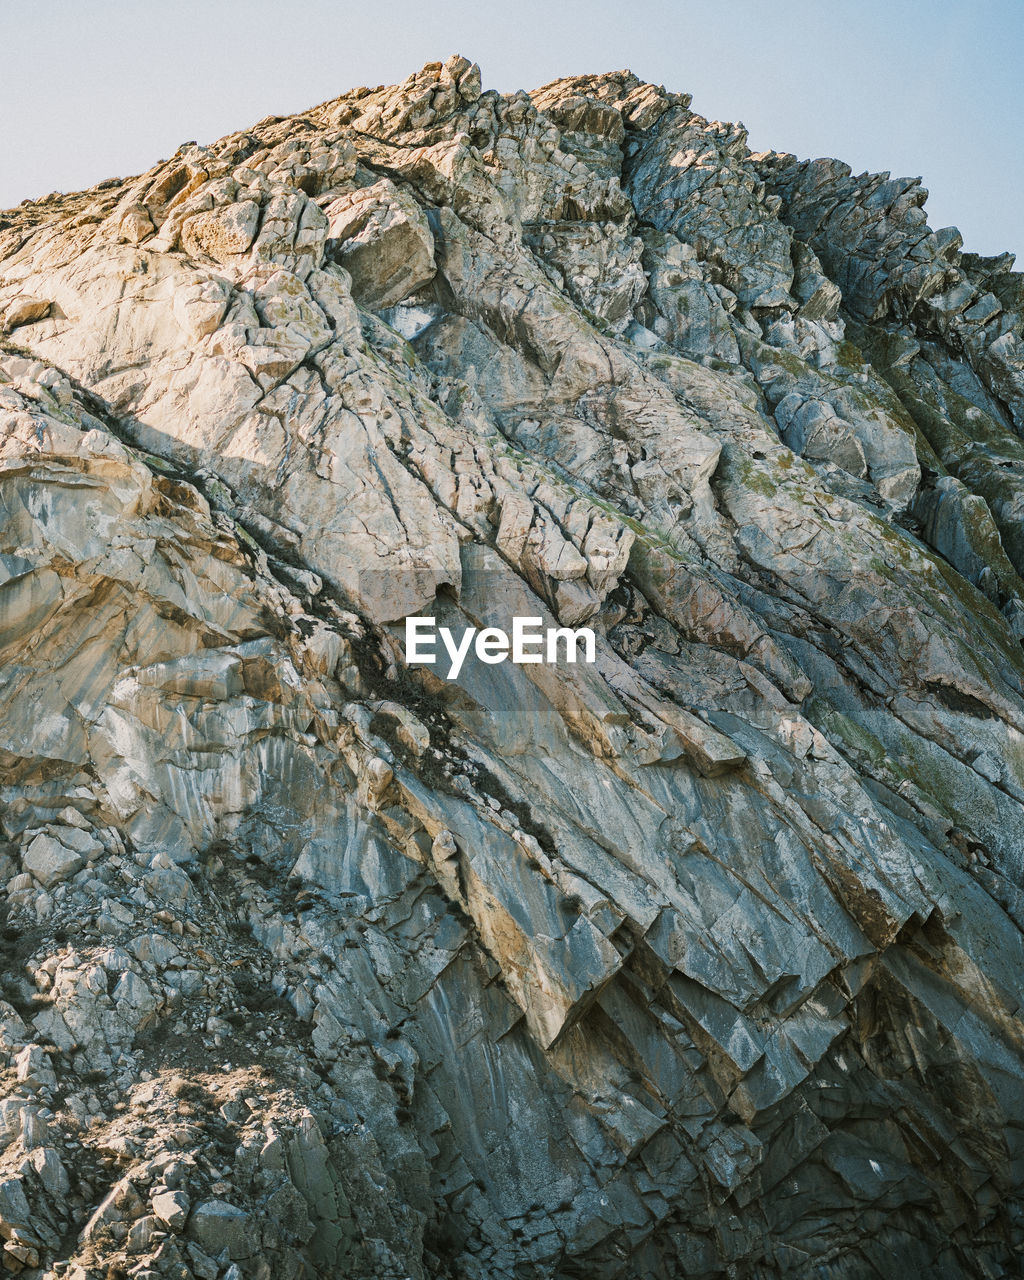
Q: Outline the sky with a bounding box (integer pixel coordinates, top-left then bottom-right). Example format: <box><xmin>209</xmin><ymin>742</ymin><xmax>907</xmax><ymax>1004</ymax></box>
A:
<box><xmin>2</xmin><ymin>0</ymin><xmax>1021</xmax><ymax>260</ymax></box>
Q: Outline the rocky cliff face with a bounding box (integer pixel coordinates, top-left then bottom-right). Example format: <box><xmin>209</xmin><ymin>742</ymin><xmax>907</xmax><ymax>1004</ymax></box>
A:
<box><xmin>0</xmin><ymin>54</ymin><xmax>1023</xmax><ymax>1280</ymax></box>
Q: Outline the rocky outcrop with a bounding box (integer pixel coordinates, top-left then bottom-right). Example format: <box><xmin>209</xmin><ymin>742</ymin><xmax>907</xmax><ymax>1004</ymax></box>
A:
<box><xmin>0</xmin><ymin>54</ymin><xmax>1022</xmax><ymax>1280</ymax></box>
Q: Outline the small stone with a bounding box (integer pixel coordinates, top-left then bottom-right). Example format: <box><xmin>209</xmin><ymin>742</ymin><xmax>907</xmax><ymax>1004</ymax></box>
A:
<box><xmin>151</xmin><ymin>1189</ymin><xmax>189</xmax><ymax>1231</ymax></box>
<box><xmin>186</xmin><ymin>1242</ymin><xmax>219</xmax><ymax>1280</ymax></box>
<box><xmin>126</xmin><ymin>1214</ymin><xmax>160</xmax><ymax>1254</ymax></box>
<box><xmin>3</xmin><ymin>1241</ymin><xmax>38</xmax><ymax>1269</ymax></box>
<box><xmin>14</xmin><ymin>1044</ymin><xmax>56</xmax><ymax>1088</ymax></box>
<box><xmin>21</xmin><ymin>834</ymin><xmax>83</xmax><ymax>889</ymax></box>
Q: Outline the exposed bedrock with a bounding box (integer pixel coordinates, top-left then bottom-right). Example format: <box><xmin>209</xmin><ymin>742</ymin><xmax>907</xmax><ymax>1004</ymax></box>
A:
<box><xmin>0</xmin><ymin>53</ymin><xmax>1022</xmax><ymax>1280</ymax></box>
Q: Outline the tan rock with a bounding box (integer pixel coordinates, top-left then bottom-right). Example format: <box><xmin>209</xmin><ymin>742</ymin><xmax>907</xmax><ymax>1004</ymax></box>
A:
<box><xmin>1</xmin><ymin>297</ymin><xmax>50</xmax><ymax>330</ymax></box>
<box><xmin>326</xmin><ymin>178</ymin><xmax>435</xmax><ymax>310</ymax></box>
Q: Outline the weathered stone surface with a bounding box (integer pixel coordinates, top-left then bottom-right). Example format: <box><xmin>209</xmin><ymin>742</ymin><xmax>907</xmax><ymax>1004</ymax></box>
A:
<box><xmin>187</xmin><ymin>1200</ymin><xmax>252</xmax><ymax>1259</ymax></box>
<box><xmin>147</xmin><ymin>1170</ymin><xmax>186</xmax><ymax>1217</ymax></box>
<box><xmin>0</xmin><ymin>53</ymin><xmax>1022</xmax><ymax>1280</ymax></box>
<box><xmin>1</xmin><ymin>296</ymin><xmax>51</xmax><ymax>330</ymax></box>
<box><xmin>21</xmin><ymin>833</ymin><xmax>86</xmax><ymax>888</ymax></box>
<box><xmin>325</xmin><ymin>177</ymin><xmax>436</xmax><ymax>309</ymax></box>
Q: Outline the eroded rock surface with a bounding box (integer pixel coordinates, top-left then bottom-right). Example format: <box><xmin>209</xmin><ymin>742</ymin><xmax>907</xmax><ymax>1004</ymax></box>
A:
<box><xmin>0</xmin><ymin>54</ymin><xmax>1023</xmax><ymax>1279</ymax></box>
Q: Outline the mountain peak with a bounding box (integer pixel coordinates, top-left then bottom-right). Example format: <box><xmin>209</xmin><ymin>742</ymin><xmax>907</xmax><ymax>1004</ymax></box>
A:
<box><xmin>0</xmin><ymin>55</ymin><xmax>1022</xmax><ymax>1280</ymax></box>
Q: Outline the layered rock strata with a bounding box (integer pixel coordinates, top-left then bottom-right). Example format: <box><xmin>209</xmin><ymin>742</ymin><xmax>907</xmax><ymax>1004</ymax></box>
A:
<box><xmin>0</xmin><ymin>55</ymin><xmax>1022</xmax><ymax>1279</ymax></box>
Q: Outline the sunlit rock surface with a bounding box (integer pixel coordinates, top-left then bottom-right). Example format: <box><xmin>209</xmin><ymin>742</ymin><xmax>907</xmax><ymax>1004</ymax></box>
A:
<box><xmin>1</xmin><ymin>55</ymin><xmax>1023</xmax><ymax>1279</ymax></box>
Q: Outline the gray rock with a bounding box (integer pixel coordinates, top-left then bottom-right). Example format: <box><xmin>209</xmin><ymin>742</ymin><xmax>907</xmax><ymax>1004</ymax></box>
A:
<box><xmin>187</xmin><ymin>1200</ymin><xmax>253</xmax><ymax>1260</ymax></box>
<box><xmin>0</xmin><ymin>51</ymin><xmax>1023</xmax><ymax>1280</ymax></box>
<box><xmin>126</xmin><ymin>1214</ymin><xmax>161</xmax><ymax>1254</ymax></box>
<box><xmin>0</xmin><ymin>1178</ymin><xmax>34</xmax><ymax>1240</ymax></box>
<box><xmin>27</xmin><ymin>1147</ymin><xmax>70</xmax><ymax>1200</ymax></box>
<box><xmin>150</xmin><ymin>1189</ymin><xmax>189</xmax><ymax>1231</ymax></box>
<box><xmin>22</xmin><ymin>833</ymin><xmax>84</xmax><ymax>888</ymax></box>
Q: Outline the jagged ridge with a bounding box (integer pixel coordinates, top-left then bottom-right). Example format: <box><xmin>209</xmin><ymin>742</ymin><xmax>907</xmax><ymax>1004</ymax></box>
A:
<box><xmin>0</xmin><ymin>54</ymin><xmax>1023</xmax><ymax>1280</ymax></box>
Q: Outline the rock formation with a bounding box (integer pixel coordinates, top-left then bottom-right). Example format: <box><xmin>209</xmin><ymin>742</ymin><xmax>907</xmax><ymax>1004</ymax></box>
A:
<box><xmin>0</xmin><ymin>54</ymin><xmax>1023</xmax><ymax>1278</ymax></box>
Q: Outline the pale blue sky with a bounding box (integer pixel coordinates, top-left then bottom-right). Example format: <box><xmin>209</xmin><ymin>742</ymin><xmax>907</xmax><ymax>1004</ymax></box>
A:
<box><xmin>2</xmin><ymin>0</ymin><xmax>1021</xmax><ymax>259</ymax></box>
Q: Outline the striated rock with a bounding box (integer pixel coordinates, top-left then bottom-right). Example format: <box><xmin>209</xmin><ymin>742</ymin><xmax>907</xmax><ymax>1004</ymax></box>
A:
<box><xmin>0</xmin><ymin>52</ymin><xmax>1022</xmax><ymax>1280</ymax></box>
<box><xmin>913</xmin><ymin>473</ymin><xmax>1024</xmax><ymax>603</ymax></box>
